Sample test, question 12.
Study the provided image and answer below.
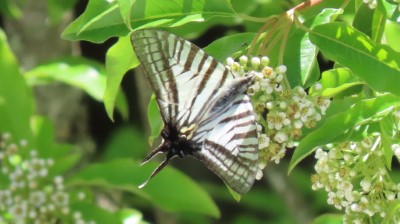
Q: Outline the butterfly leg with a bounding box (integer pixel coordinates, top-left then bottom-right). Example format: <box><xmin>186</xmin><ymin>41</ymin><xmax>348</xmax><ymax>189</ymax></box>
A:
<box><xmin>139</xmin><ymin>149</ymin><xmax>174</xmax><ymax>188</ymax></box>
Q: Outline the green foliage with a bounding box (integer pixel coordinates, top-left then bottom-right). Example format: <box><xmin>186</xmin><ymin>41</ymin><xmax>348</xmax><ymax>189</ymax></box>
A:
<box><xmin>66</xmin><ymin>159</ymin><xmax>220</xmax><ymax>217</ymax></box>
<box><xmin>2</xmin><ymin>0</ymin><xmax>400</xmax><ymax>223</ymax></box>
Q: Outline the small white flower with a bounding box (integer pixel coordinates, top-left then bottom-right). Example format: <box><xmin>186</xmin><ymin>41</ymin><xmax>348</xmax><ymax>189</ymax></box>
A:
<box><xmin>275</xmin><ymin>65</ymin><xmax>287</xmax><ymax>74</ymax></box>
<box><xmin>73</xmin><ymin>211</ymin><xmax>82</xmax><ymax>220</ymax></box>
<box><xmin>30</xmin><ymin>150</ymin><xmax>38</xmax><ymax>157</ymax></box>
<box><xmin>273</xmin><ymin>132</ymin><xmax>287</xmax><ymax>144</ymax></box>
<box><xmin>9</xmin><ymin>201</ymin><xmax>28</xmax><ymax>220</ymax></box>
<box><xmin>293</xmin><ymin>120</ymin><xmax>303</xmax><ymax>129</ymax></box>
<box><xmin>255</xmin><ymin>169</ymin><xmax>263</xmax><ymax>180</ymax></box>
<box><xmin>265</xmin><ymin>101</ymin><xmax>274</xmax><ymax>110</ymax></box>
<box><xmin>239</xmin><ymin>55</ymin><xmax>248</xmax><ymax>66</ymax></box>
<box><xmin>28</xmin><ymin>158</ymin><xmax>48</xmax><ymax>177</ymax></box>
<box><xmin>258</xmin><ymin>134</ymin><xmax>270</xmax><ymax>149</ymax></box>
<box><xmin>29</xmin><ymin>191</ymin><xmax>46</xmax><ymax>206</ymax></box>
<box><xmin>392</xmin><ymin>144</ymin><xmax>400</xmax><ymax>158</ymax></box>
<box><xmin>0</xmin><ymin>190</ymin><xmax>13</xmax><ymax>206</ymax></box>
<box><xmin>78</xmin><ymin>192</ymin><xmax>86</xmax><ymax>200</ymax></box>
<box><xmin>360</xmin><ymin>179</ymin><xmax>371</xmax><ymax>192</ymax></box>
<box><xmin>54</xmin><ymin>176</ymin><xmax>64</xmax><ymax>185</ymax></box>
<box><xmin>52</xmin><ymin>191</ymin><xmax>69</xmax><ymax>207</ymax></box>
<box><xmin>226</xmin><ymin>57</ymin><xmax>234</xmax><ymax>66</ymax></box>
<box><xmin>251</xmin><ymin>57</ymin><xmax>261</xmax><ymax>69</ymax></box>
<box><xmin>19</xmin><ymin>139</ymin><xmax>28</xmax><ymax>147</ymax></box>
<box><xmin>314</xmin><ymin>82</ymin><xmax>322</xmax><ymax>91</ymax></box>
<box><xmin>275</xmin><ymin>74</ymin><xmax>284</xmax><ymax>83</ymax></box>
<box><xmin>260</xmin><ymin>56</ymin><xmax>270</xmax><ymax>66</ymax></box>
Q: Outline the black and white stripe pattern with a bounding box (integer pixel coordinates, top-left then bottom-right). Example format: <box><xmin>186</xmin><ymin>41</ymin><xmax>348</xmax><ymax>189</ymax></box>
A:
<box><xmin>132</xmin><ymin>29</ymin><xmax>258</xmax><ymax>194</ymax></box>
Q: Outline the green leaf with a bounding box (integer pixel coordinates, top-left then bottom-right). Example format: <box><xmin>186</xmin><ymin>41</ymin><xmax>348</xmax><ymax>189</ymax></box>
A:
<box><xmin>117</xmin><ymin>208</ymin><xmax>147</xmax><ymax>224</ymax></box>
<box><xmin>30</xmin><ymin>116</ymin><xmax>81</xmax><ymax>175</ymax></box>
<box><xmin>386</xmin><ymin>20</ymin><xmax>400</xmax><ymax>52</ymax></box>
<box><xmin>147</xmin><ymin>94</ymin><xmax>163</xmax><ymax>146</ymax></box>
<box><xmin>279</xmin><ymin>8</ymin><xmax>341</xmax><ymax>87</ymax></box>
<box><xmin>0</xmin><ymin>28</ymin><xmax>34</xmax><ymax>142</ymax></box>
<box><xmin>105</xmin><ymin>35</ymin><xmax>138</xmax><ymax>121</ymax></box>
<box><xmin>381</xmin><ymin>199</ymin><xmax>400</xmax><ymax>224</ymax></box>
<box><xmin>0</xmin><ymin>0</ymin><xmax>22</xmax><ymax>18</ymax></box>
<box><xmin>380</xmin><ymin>115</ymin><xmax>396</xmax><ymax>168</ymax></box>
<box><xmin>353</xmin><ymin>2</ymin><xmax>386</xmax><ymax>42</ymax></box>
<box><xmin>289</xmin><ymin>94</ymin><xmax>400</xmax><ymax>173</ymax></box>
<box><xmin>117</xmin><ymin>0</ymin><xmax>136</xmax><ymax>30</ymax></box>
<box><xmin>101</xmin><ymin>126</ymin><xmax>147</xmax><ymax>161</ymax></box>
<box><xmin>298</xmin><ymin>8</ymin><xmax>342</xmax><ymax>87</ymax></box>
<box><xmin>318</xmin><ymin>68</ymin><xmax>363</xmax><ymax>97</ymax></box>
<box><xmin>25</xmin><ymin>57</ymin><xmax>106</xmax><ymax>101</ymax></box>
<box><xmin>311</xmin><ymin>214</ymin><xmax>343</xmax><ymax>224</ymax></box>
<box><xmin>70</xmin><ymin>202</ymin><xmax>121</xmax><ymax>224</ymax></box>
<box><xmin>203</xmin><ymin>32</ymin><xmax>255</xmax><ymax>62</ymax></box>
<box><xmin>309</xmin><ymin>22</ymin><xmax>400</xmax><ymax>96</ymax></box>
<box><xmin>66</xmin><ymin>159</ymin><xmax>220</xmax><ymax>217</ymax></box>
<box><xmin>62</xmin><ymin>0</ymin><xmax>235</xmax><ymax>43</ymax></box>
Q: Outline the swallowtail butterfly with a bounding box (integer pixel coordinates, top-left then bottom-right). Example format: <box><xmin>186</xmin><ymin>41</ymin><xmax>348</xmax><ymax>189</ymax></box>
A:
<box><xmin>131</xmin><ymin>29</ymin><xmax>259</xmax><ymax>194</ymax></box>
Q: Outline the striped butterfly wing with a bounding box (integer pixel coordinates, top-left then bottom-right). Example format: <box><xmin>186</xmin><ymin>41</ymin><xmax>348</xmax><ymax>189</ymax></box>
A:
<box><xmin>132</xmin><ymin>29</ymin><xmax>232</xmax><ymax>128</ymax></box>
<box><xmin>131</xmin><ymin>29</ymin><xmax>258</xmax><ymax>194</ymax></box>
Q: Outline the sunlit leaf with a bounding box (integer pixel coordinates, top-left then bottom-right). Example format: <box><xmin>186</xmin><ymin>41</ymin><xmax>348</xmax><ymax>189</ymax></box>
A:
<box><xmin>66</xmin><ymin>159</ymin><xmax>220</xmax><ymax>217</ymax></box>
<box><xmin>204</xmin><ymin>32</ymin><xmax>255</xmax><ymax>62</ymax></box>
<box><xmin>0</xmin><ymin>28</ymin><xmax>34</xmax><ymax>142</ymax></box>
<box><xmin>318</xmin><ymin>68</ymin><xmax>363</xmax><ymax>97</ymax></box>
<box><xmin>309</xmin><ymin>23</ymin><xmax>400</xmax><ymax>96</ymax></box>
<box><xmin>311</xmin><ymin>214</ymin><xmax>343</xmax><ymax>224</ymax></box>
<box><xmin>105</xmin><ymin>35</ymin><xmax>137</xmax><ymax>121</ymax></box>
<box><xmin>62</xmin><ymin>0</ymin><xmax>235</xmax><ymax>43</ymax></box>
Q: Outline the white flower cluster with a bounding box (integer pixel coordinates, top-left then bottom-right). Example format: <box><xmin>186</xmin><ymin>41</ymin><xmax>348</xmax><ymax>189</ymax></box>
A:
<box><xmin>0</xmin><ymin>133</ymin><xmax>93</xmax><ymax>224</ymax></box>
<box><xmin>226</xmin><ymin>56</ymin><xmax>330</xmax><ymax>179</ymax></box>
<box><xmin>311</xmin><ymin>136</ymin><xmax>400</xmax><ymax>223</ymax></box>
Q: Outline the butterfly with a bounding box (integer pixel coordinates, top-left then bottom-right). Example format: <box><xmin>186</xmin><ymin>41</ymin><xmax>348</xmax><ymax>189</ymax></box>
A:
<box><xmin>131</xmin><ymin>29</ymin><xmax>259</xmax><ymax>194</ymax></box>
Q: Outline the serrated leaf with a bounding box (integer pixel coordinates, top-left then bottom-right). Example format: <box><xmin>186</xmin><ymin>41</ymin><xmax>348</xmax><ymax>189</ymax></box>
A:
<box><xmin>62</xmin><ymin>0</ymin><xmax>235</xmax><ymax>43</ymax></box>
<box><xmin>309</xmin><ymin>23</ymin><xmax>400</xmax><ymax>96</ymax></box>
<box><xmin>105</xmin><ymin>35</ymin><xmax>137</xmax><ymax>121</ymax></box>
<box><xmin>66</xmin><ymin>159</ymin><xmax>220</xmax><ymax>217</ymax></box>
<box><xmin>289</xmin><ymin>94</ymin><xmax>400</xmax><ymax>173</ymax></box>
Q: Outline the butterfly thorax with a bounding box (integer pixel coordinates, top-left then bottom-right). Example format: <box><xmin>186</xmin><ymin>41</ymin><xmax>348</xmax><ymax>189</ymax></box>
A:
<box><xmin>162</xmin><ymin>124</ymin><xmax>198</xmax><ymax>159</ymax></box>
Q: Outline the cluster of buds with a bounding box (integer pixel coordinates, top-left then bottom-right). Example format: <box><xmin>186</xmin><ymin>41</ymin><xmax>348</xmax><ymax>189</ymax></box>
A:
<box><xmin>226</xmin><ymin>56</ymin><xmax>330</xmax><ymax>179</ymax></box>
<box><xmin>0</xmin><ymin>133</ymin><xmax>93</xmax><ymax>224</ymax></box>
<box><xmin>311</xmin><ymin>135</ymin><xmax>400</xmax><ymax>223</ymax></box>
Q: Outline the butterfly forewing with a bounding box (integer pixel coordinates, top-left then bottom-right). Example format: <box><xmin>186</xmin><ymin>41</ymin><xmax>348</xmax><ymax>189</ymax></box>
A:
<box><xmin>132</xmin><ymin>29</ymin><xmax>233</xmax><ymax>128</ymax></box>
<box><xmin>131</xmin><ymin>29</ymin><xmax>259</xmax><ymax>194</ymax></box>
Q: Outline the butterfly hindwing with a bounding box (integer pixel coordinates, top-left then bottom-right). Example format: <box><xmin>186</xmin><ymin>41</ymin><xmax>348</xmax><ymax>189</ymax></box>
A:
<box><xmin>131</xmin><ymin>29</ymin><xmax>259</xmax><ymax>194</ymax></box>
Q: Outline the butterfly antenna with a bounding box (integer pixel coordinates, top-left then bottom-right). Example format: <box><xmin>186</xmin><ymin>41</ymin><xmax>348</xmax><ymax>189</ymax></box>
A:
<box><xmin>138</xmin><ymin>155</ymin><xmax>171</xmax><ymax>189</ymax></box>
<box><xmin>140</xmin><ymin>142</ymin><xmax>168</xmax><ymax>166</ymax></box>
